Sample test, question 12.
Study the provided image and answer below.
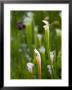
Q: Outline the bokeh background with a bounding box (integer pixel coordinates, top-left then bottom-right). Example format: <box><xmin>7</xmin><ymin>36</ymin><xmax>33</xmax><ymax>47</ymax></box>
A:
<box><xmin>11</xmin><ymin>11</ymin><xmax>61</xmax><ymax>79</ymax></box>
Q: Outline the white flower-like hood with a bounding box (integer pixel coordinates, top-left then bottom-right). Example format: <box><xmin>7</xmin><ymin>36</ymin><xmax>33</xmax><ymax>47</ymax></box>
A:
<box><xmin>34</xmin><ymin>48</ymin><xmax>41</xmax><ymax>62</ymax></box>
<box><xmin>37</xmin><ymin>34</ymin><xmax>42</xmax><ymax>40</ymax></box>
<box><xmin>34</xmin><ymin>48</ymin><xmax>40</xmax><ymax>56</ymax></box>
<box><xmin>39</xmin><ymin>46</ymin><xmax>45</xmax><ymax>54</ymax></box>
<box><xmin>47</xmin><ymin>65</ymin><xmax>52</xmax><ymax>74</ymax></box>
<box><xmin>42</xmin><ymin>20</ymin><xmax>49</xmax><ymax>31</ymax></box>
<box><xmin>50</xmin><ymin>51</ymin><xmax>54</xmax><ymax>62</ymax></box>
<box><xmin>27</xmin><ymin>62</ymin><xmax>34</xmax><ymax>73</ymax></box>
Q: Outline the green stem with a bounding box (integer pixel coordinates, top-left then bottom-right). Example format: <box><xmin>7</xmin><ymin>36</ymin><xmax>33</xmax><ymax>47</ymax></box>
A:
<box><xmin>34</xmin><ymin>26</ymin><xmax>38</xmax><ymax>48</ymax></box>
<box><xmin>45</xmin><ymin>29</ymin><xmax>50</xmax><ymax>60</ymax></box>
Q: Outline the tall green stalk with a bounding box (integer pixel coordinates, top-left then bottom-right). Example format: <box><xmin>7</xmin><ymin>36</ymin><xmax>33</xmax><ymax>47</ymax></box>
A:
<box><xmin>42</xmin><ymin>20</ymin><xmax>50</xmax><ymax>61</ymax></box>
<box><xmin>45</xmin><ymin>29</ymin><xmax>50</xmax><ymax>60</ymax></box>
<box><xmin>34</xmin><ymin>26</ymin><xmax>38</xmax><ymax>48</ymax></box>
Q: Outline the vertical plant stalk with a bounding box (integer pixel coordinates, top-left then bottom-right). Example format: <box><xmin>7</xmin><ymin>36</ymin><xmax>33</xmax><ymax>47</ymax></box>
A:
<box><xmin>26</xmin><ymin>23</ymin><xmax>32</xmax><ymax>48</ymax></box>
<box><xmin>25</xmin><ymin>21</ymin><xmax>33</xmax><ymax>57</ymax></box>
<box><xmin>24</xmin><ymin>13</ymin><xmax>33</xmax><ymax>52</ymax></box>
<box><xmin>38</xmin><ymin>38</ymin><xmax>42</xmax><ymax>47</ymax></box>
<box><xmin>34</xmin><ymin>49</ymin><xmax>41</xmax><ymax>79</ymax></box>
<box><xmin>34</xmin><ymin>26</ymin><xmax>38</xmax><ymax>48</ymax></box>
<box><xmin>42</xmin><ymin>20</ymin><xmax>50</xmax><ymax>60</ymax></box>
<box><xmin>52</xmin><ymin>51</ymin><xmax>56</xmax><ymax>78</ymax></box>
<box><xmin>37</xmin><ymin>58</ymin><xmax>41</xmax><ymax>79</ymax></box>
<box><xmin>45</xmin><ymin>29</ymin><xmax>50</xmax><ymax>60</ymax></box>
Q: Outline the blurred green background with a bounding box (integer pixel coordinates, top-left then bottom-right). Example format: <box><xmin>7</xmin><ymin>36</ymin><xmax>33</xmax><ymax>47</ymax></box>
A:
<box><xmin>11</xmin><ymin>11</ymin><xmax>61</xmax><ymax>79</ymax></box>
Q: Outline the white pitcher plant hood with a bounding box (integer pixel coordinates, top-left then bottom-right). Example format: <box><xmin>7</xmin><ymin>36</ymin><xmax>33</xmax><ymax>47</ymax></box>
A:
<box><xmin>34</xmin><ymin>48</ymin><xmax>40</xmax><ymax>58</ymax></box>
<box><xmin>37</xmin><ymin>34</ymin><xmax>42</xmax><ymax>41</ymax></box>
<box><xmin>50</xmin><ymin>51</ymin><xmax>54</xmax><ymax>62</ymax></box>
<box><xmin>47</xmin><ymin>65</ymin><xmax>52</xmax><ymax>74</ymax></box>
<box><xmin>39</xmin><ymin>46</ymin><xmax>45</xmax><ymax>54</ymax></box>
<box><xmin>42</xmin><ymin>19</ymin><xmax>49</xmax><ymax>31</ymax></box>
<box><xmin>27</xmin><ymin>62</ymin><xmax>34</xmax><ymax>73</ymax></box>
<box><xmin>23</xmin><ymin>12</ymin><xmax>33</xmax><ymax>25</ymax></box>
<box><xmin>34</xmin><ymin>48</ymin><xmax>41</xmax><ymax>62</ymax></box>
<box><xmin>56</xmin><ymin>29</ymin><xmax>61</xmax><ymax>36</ymax></box>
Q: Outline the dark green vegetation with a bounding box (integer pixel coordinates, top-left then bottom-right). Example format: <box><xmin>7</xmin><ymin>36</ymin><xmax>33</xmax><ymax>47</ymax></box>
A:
<box><xmin>11</xmin><ymin>11</ymin><xmax>61</xmax><ymax>79</ymax></box>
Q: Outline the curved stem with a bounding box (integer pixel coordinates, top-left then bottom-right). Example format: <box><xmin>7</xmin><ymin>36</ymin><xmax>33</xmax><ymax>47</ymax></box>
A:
<box><xmin>34</xmin><ymin>49</ymin><xmax>41</xmax><ymax>79</ymax></box>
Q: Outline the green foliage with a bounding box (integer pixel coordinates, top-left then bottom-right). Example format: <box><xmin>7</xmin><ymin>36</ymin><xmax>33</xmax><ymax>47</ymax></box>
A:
<box><xmin>11</xmin><ymin>11</ymin><xmax>61</xmax><ymax>79</ymax></box>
